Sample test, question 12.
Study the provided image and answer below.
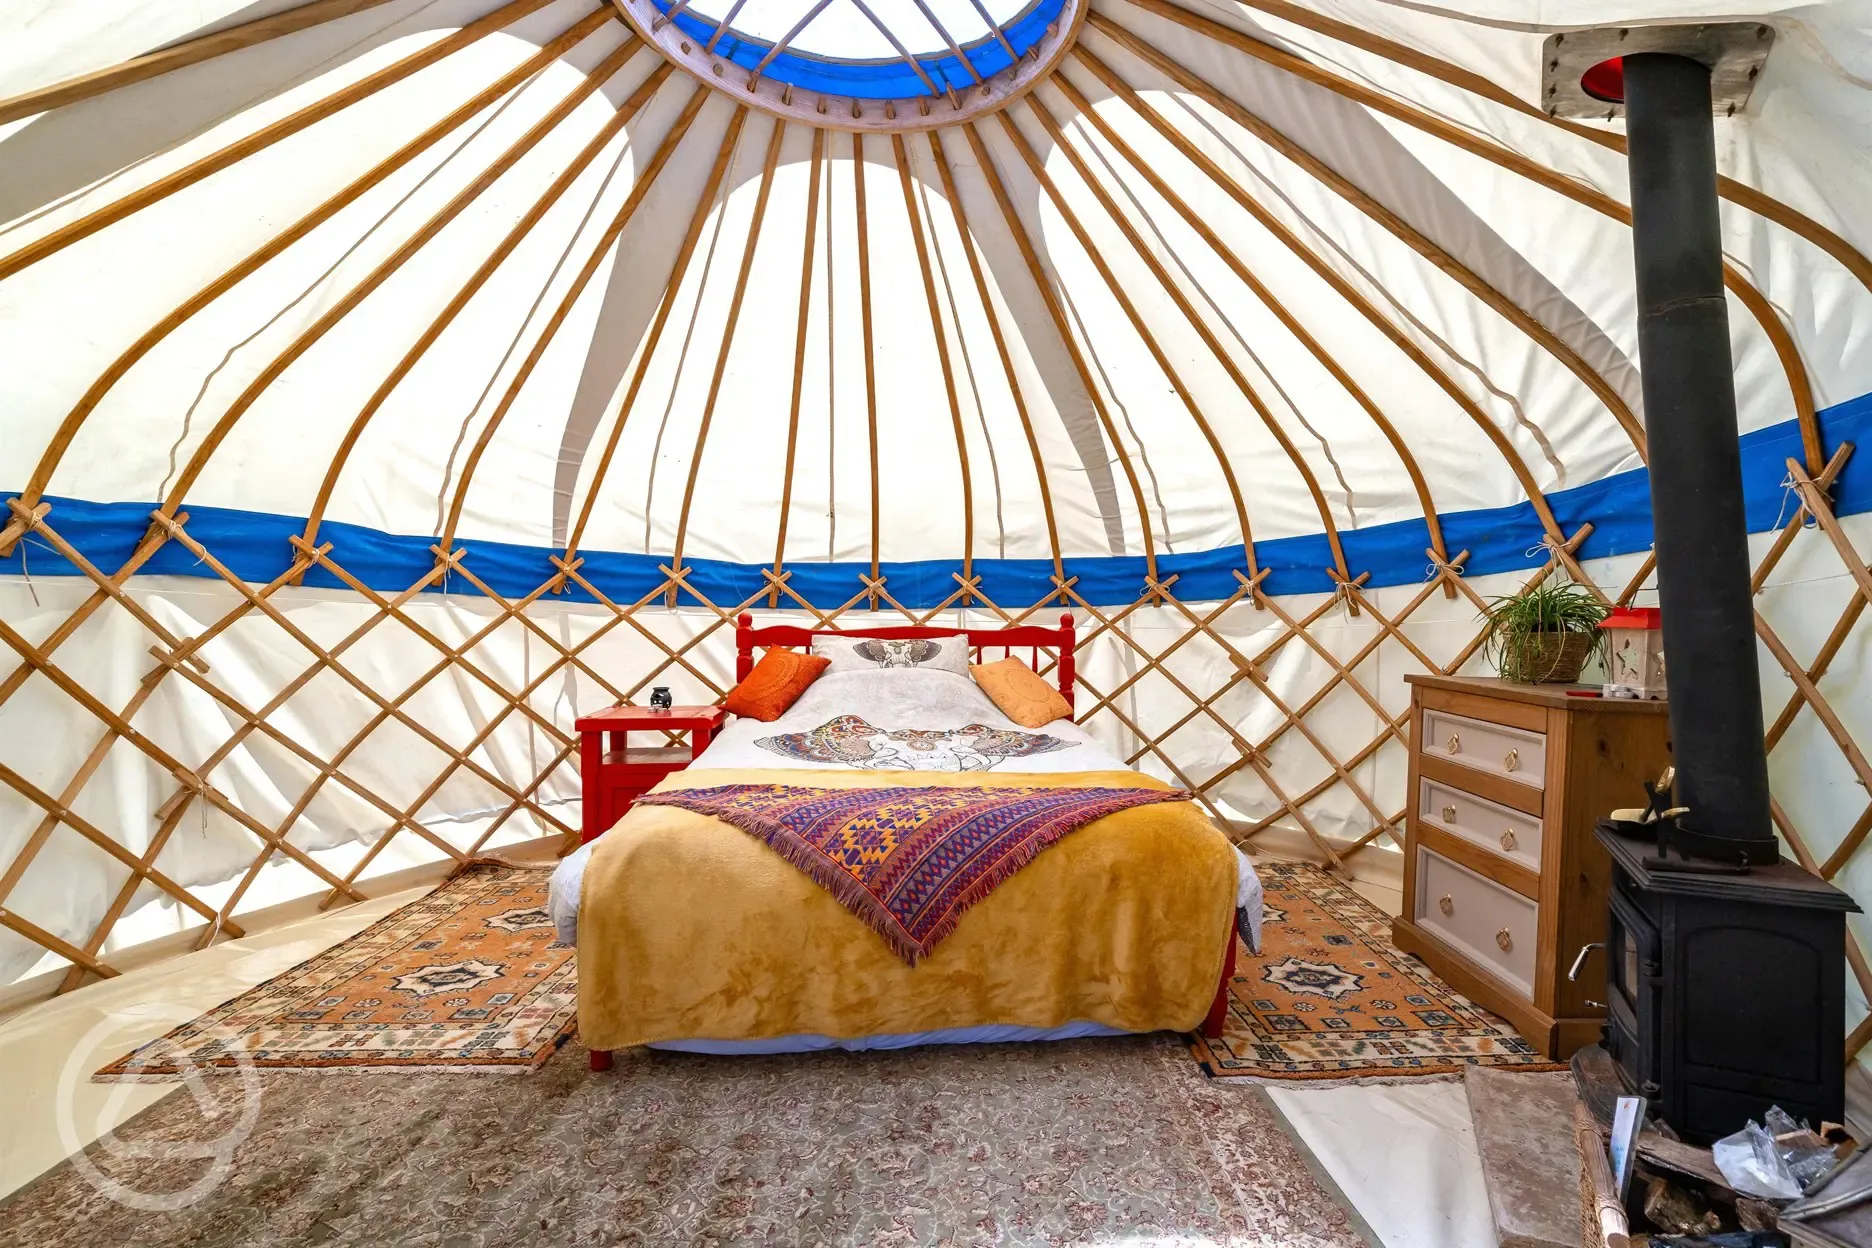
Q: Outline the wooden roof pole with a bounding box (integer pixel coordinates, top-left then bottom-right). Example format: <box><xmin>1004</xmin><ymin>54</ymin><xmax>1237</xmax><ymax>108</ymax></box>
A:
<box><xmin>1088</xmin><ymin>14</ymin><xmax>1646</xmax><ymax>458</ymax></box>
<box><xmin>0</xmin><ymin>0</ymin><xmax>572</xmax><ymax>283</ymax></box>
<box><xmin>893</xmin><ymin>132</ymin><xmax>977</xmax><ymax>598</ymax></box>
<box><xmin>302</xmin><ymin>59</ymin><xmax>677</xmax><ymax>559</ymax></box>
<box><xmin>926</xmin><ymin>127</ymin><xmax>1065</xmax><ymax>591</ymax></box>
<box><xmin>159</xmin><ymin>23</ymin><xmax>637</xmax><ymax>521</ymax></box>
<box><xmin>441</xmin><ymin>103</ymin><xmax>745</xmax><ymax>552</ymax></box>
<box><xmin>668</xmin><ymin>118</ymin><xmax>788</xmax><ymax>592</ymax></box>
<box><xmin>960</xmin><ymin>120</ymin><xmax>1160</xmax><ymax>584</ymax></box>
<box><xmin>1075</xmin><ymin>47</ymin><xmax>1567</xmax><ymax>546</ymax></box>
<box><xmin>561</xmin><ymin>99</ymin><xmax>744</xmax><ymax>559</ymax></box>
<box><xmin>6</xmin><ymin>10</ymin><xmax>622</xmax><ymax>538</ymax></box>
<box><xmin>846</xmin><ymin>0</ymin><xmax>946</xmax><ymax>99</ymax></box>
<box><xmin>1114</xmin><ymin>0</ymin><xmax>1822</xmax><ymax>471</ymax></box>
<box><xmin>1211</xmin><ymin>0</ymin><xmax>1872</xmax><ymax>299</ymax></box>
<box><xmin>0</xmin><ymin>0</ymin><xmax>409</xmax><ymax>128</ymax></box>
<box><xmin>854</xmin><ymin>132</ymin><xmax>883</xmax><ymax>604</ymax></box>
<box><xmin>905</xmin><ymin>0</ymin><xmax>985</xmax><ymax>86</ymax></box>
<box><xmin>1020</xmin><ymin>93</ymin><xmax>1353</xmax><ymax>583</ymax></box>
<box><xmin>995</xmin><ymin>107</ymin><xmax>1268</xmax><ymax>580</ymax></box>
<box><xmin>1049</xmin><ymin>68</ymin><xmax>1446</xmax><ymax>570</ymax></box>
<box><xmin>770</xmin><ymin>126</ymin><xmax>828</xmax><ymax>606</ymax></box>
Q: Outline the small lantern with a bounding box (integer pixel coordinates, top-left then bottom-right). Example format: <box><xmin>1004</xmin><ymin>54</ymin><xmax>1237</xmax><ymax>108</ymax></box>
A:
<box><xmin>1601</xmin><ymin>607</ymin><xmax>1665</xmax><ymax>700</ymax></box>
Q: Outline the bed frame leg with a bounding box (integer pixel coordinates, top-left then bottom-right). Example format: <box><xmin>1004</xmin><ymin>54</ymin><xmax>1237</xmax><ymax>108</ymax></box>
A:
<box><xmin>589</xmin><ymin>1048</ymin><xmax>613</xmax><ymax>1072</ymax></box>
<box><xmin>1202</xmin><ymin>928</ymin><xmax>1239</xmax><ymax>1040</ymax></box>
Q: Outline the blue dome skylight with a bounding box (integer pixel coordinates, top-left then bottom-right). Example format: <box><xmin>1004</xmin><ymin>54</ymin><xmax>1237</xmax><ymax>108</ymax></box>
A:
<box><xmin>650</xmin><ymin>0</ymin><xmax>1068</xmax><ymax>99</ymax></box>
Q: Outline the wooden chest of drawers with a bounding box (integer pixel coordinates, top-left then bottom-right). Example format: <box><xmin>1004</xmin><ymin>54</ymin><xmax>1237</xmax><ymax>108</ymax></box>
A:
<box><xmin>1392</xmin><ymin>674</ymin><xmax>1672</xmax><ymax>1059</ymax></box>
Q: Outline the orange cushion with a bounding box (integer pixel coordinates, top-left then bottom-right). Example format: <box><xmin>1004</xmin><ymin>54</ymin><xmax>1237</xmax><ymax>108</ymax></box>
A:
<box><xmin>971</xmin><ymin>657</ymin><xmax>1073</xmax><ymax>729</ymax></box>
<box><xmin>723</xmin><ymin>649</ymin><xmax>830</xmax><ymax>722</ymax></box>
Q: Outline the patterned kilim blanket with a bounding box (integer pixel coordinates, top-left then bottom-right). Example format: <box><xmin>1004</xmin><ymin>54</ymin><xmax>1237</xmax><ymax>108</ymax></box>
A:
<box><xmin>636</xmin><ymin>784</ymin><xmax>1193</xmax><ymax>965</ymax></box>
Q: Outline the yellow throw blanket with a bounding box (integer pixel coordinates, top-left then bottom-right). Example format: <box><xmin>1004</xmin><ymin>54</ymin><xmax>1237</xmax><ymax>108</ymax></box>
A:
<box><xmin>577</xmin><ymin>768</ymin><xmax>1239</xmax><ymax>1050</ymax></box>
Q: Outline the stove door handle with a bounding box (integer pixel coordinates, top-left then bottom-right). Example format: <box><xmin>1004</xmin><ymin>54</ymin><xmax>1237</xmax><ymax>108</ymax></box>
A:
<box><xmin>1567</xmin><ymin>941</ymin><xmax>1605</xmax><ymax>982</ymax></box>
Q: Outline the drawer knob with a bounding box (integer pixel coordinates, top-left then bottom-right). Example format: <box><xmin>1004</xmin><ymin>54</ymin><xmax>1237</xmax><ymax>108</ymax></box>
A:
<box><xmin>1438</xmin><ymin>894</ymin><xmax>1454</xmax><ymax>917</ymax></box>
<box><xmin>1500</xmin><ymin>829</ymin><xmax>1518</xmax><ymax>852</ymax></box>
<box><xmin>1496</xmin><ymin>928</ymin><xmax>1514</xmax><ymax>953</ymax></box>
<box><xmin>1445</xmin><ymin>732</ymin><xmax>1461</xmax><ymax>755</ymax></box>
<box><xmin>1442</xmin><ymin>804</ymin><xmax>1457</xmax><ymax>823</ymax></box>
<box><xmin>1504</xmin><ymin>747</ymin><xmax>1520</xmax><ymax>773</ymax></box>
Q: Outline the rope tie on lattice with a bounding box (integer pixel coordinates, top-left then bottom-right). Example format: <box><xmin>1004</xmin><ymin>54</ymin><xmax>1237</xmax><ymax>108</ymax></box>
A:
<box><xmin>3</xmin><ymin>499</ymin><xmax>52</xmax><ymax>607</ymax></box>
<box><xmin>1321</xmin><ymin>567</ymin><xmax>1373</xmax><ymax>623</ymax></box>
<box><xmin>1771</xmin><ymin>467</ymin><xmax>1823</xmax><ymax>533</ymax></box>
<box><xmin>1424</xmin><ymin>546</ymin><xmax>1471</xmax><ymax>584</ymax></box>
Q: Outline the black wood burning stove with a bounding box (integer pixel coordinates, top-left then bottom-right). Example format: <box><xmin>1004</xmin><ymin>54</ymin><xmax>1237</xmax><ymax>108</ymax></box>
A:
<box><xmin>1547</xmin><ymin>37</ymin><xmax>1862</xmax><ymax>1146</ymax></box>
<box><xmin>1598</xmin><ymin>830</ymin><xmax>1855</xmax><ymax>1145</ymax></box>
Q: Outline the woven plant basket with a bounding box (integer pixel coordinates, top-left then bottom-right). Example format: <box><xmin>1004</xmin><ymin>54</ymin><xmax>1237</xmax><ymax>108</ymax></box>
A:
<box><xmin>1501</xmin><ymin>630</ymin><xmax>1596</xmax><ymax>684</ymax></box>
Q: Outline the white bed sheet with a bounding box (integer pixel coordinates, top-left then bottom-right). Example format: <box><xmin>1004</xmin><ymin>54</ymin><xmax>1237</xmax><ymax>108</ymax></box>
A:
<box><xmin>551</xmin><ymin>669</ymin><xmax>1263</xmax><ymax>1053</ymax></box>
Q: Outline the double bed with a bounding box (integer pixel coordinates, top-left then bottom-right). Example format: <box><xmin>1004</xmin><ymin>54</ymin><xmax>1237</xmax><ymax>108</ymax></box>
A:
<box><xmin>550</xmin><ymin>615</ymin><xmax>1262</xmax><ymax>1065</ymax></box>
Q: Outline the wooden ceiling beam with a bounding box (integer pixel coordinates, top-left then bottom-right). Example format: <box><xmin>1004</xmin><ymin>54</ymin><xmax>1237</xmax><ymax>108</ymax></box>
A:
<box><xmin>1074</xmin><ymin>45</ymin><xmax>1566</xmax><ymax>547</ymax></box>
<box><xmin>926</xmin><ymin>127</ymin><xmax>1064</xmax><ymax>589</ymax></box>
<box><xmin>1117</xmin><ymin>0</ymin><xmax>1822</xmax><ymax>472</ymax></box>
<box><xmin>303</xmin><ymin>57</ymin><xmax>675</xmax><ymax>558</ymax></box>
<box><xmin>670</xmin><ymin>117</ymin><xmax>788</xmax><ymax>586</ymax></box>
<box><xmin>1089</xmin><ymin>12</ymin><xmax>1646</xmax><ymax>460</ymax></box>
<box><xmin>441</xmin><ymin>99</ymin><xmax>740</xmax><ymax>551</ymax></box>
<box><xmin>893</xmin><ymin>132</ymin><xmax>977</xmax><ymax>596</ymax></box>
<box><xmin>159</xmin><ymin>18</ymin><xmax>633</xmax><ymax>520</ymax></box>
<box><xmin>770</xmin><ymin>126</ymin><xmax>827</xmax><ymax>603</ymax></box>
<box><xmin>960</xmin><ymin>118</ymin><xmax>1160</xmax><ymax>584</ymax></box>
<box><xmin>9</xmin><ymin>16</ymin><xmax>629</xmax><ymax>547</ymax></box>
<box><xmin>1020</xmin><ymin>92</ymin><xmax>1352</xmax><ymax>583</ymax></box>
<box><xmin>854</xmin><ymin>132</ymin><xmax>882</xmax><ymax>601</ymax></box>
<box><xmin>0</xmin><ymin>0</ymin><xmax>409</xmax><ymax>128</ymax></box>
<box><xmin>1048</xmin><ymin>67</ymin><xmax>1447</xmax><ymax>572</ymax></box>
<box><xmin>1205</xmin><ymin>0</ymin><xmax>1872</xmax><ymax>298</ymax></box>
<box><xmin>561</xmin><ymin>98</ymin><xmax>743</xmax><ymax>559</ymax></box>
<box><xmin>0</xmin><ymin>0</ymin><xmax>574</xmax><ymax>283</ymax></box>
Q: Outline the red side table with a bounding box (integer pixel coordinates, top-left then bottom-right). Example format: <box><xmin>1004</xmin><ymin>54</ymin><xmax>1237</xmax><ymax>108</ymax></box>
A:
<box><xmin>576</xmin><ymin>704</ymin><xmax>725</xmax><ymax>844</ymax></box>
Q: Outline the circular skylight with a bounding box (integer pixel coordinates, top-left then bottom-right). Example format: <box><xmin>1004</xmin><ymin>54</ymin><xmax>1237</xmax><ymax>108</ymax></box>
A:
<box><xmin>648</xmin><ymin>0</ymin><xmax>1067</xmax><ymax>99</ymax></box>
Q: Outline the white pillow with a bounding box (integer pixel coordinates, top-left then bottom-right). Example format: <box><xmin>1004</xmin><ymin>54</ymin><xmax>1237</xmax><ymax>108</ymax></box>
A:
<box><xmin>809</xmin><ymin>635</ymin><xmax>972</xmax><ymax>677</ymax></box>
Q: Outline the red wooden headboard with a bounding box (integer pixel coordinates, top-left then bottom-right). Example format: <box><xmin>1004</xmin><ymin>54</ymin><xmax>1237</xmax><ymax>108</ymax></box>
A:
<box><xmin>734</xmin><ymin>612</ymin><xmax>1077</xmax><ymax>714</ymax></box>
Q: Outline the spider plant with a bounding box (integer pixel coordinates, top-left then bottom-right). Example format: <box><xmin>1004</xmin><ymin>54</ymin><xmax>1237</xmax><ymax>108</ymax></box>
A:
<box><xmin>1482</xmin><ymin>579</ymin><xmax>1609</xmax><ymax>683</ymax></box>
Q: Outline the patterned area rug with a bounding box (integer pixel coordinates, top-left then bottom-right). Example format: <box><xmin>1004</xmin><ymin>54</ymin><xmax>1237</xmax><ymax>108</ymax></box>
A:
<box><xmin>1191</xmin><ymin>861</ymin><xmax>1564</xmax><ymax>1082</ymax></box>
<box><xmin>4</xmin><ymin>1036</ymin><xmax>1374</xmax><ymax>1247</ymax></box>
<box><xmin>96</xmin><ymin>865</ymin><xmax>575</xmax><ymax>1078</ymax></box>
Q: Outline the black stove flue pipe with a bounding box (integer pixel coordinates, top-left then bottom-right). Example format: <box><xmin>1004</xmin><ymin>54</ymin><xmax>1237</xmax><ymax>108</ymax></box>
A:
<box><xmin>1623</xmin><ymin>52</ymin><xmax>1778</xmax><ymax>863</ymax></box>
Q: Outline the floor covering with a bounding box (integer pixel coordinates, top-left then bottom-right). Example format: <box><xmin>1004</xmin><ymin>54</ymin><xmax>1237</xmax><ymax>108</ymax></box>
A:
<box><xmin>0</xmin><ymin>861</ymin><xmax>1498</xmax><ymax>1247</ymax></box>
<box><xmin>1192</xmin><ymin>862</ymin><xmax>1562</xmax><ymax>1082</ymax></box>
<box><xmin>96</xmin><ymin>864</ymin><xmax>574</xmax><ymax>1078</ymax></box>
<box><xmin>2</xmin><ymin>1034</ymin><xmax>1376</xmax><ymax>1247</ymax></box>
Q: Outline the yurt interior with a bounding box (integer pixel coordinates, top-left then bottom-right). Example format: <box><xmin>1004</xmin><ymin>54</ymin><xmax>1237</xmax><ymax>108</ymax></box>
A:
<box><xmin>4</xmin><ymin>0</ymin><xmax>1872</xmax><ymax>1243</ymax></box>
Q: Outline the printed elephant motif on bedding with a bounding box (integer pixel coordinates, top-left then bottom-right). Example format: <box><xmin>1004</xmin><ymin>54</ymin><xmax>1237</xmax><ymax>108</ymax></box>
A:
<box><xmin>755</xmin><ymin>716</ymin><xmax>1076</xmax><ymax>771</ymax></box>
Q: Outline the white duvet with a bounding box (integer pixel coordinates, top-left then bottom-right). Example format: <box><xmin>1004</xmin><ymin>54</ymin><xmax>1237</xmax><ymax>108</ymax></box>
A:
<box><xmin>550</xmin><ymin>668</ymin><xmax>1262</xmax><ymax>953</ymax></box>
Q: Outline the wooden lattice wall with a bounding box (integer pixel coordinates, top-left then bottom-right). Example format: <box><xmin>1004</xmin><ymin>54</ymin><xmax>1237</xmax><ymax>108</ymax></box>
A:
<box><xmin>1</xmin><ymin>0</ymin><xmax>1871</xmax><ymax>1071</ymax></box>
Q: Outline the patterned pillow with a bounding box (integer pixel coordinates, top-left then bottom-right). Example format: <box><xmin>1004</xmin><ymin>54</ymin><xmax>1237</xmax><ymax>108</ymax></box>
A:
<box><xmin>809</xmin><ymin>635</ymin><xmax>972</xmax><ymax>677</ymax></box>
<box><xmin>723</xmin><ymin>649</ymin><xmax>830</xmax><ymax>722</ymax></box>
<box><xmin>971</xmin><ymin>656</ymin><xmax>1073</xmax><ymax>729</ymax></box>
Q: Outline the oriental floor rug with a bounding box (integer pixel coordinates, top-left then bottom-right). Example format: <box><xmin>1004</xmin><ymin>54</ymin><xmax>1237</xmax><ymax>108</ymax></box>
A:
<box><xmin>95</xmin><ymin>864</ymin><xmax>575</xmax><ymax>1078</ymax></box>
<box><xmin>4</xmin><ymin>1035</ymin><xmax>1374</xmax><ymax>1247</ymax></box>
<box><xmin>1190</xmin><ymin>861</ymin><xmax>1564</xmax><ymax>1083</ymax></box>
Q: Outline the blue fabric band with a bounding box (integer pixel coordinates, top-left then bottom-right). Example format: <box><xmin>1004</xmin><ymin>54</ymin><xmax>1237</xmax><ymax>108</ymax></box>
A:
<box><xmin>6</xmin><ymin>390</ymin><xmax>1869</xmax><ymax>609</ymax></box>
